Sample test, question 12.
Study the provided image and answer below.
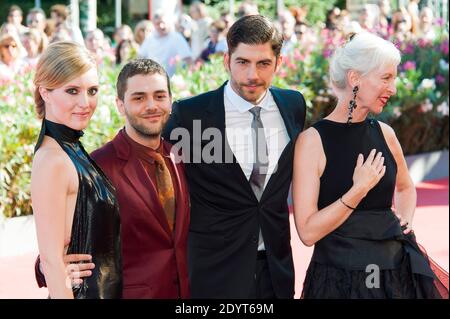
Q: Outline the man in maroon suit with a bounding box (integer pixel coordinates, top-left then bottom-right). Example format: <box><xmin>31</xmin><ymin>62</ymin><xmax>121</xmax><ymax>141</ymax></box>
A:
<box><xmin>35</xmin><ymin>59</ymin><xmax>190</xmax><ymax>298</ymax></box>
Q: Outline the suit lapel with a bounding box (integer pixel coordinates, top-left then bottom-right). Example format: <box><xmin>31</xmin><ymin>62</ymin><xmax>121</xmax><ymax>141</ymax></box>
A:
<box><xmin>270</xmin><ymin>87</ymin><xmax>301</xmax><ymax>140</ymax></box>
<box><xmin>259</xmin><ymin>88</ymin><xmax>302</xmax><ymax>199</ymax></box>
<box><xmin>205</xmin><ymin>82</ymin><xmax>257</xmax><ymax>200</ymax></box>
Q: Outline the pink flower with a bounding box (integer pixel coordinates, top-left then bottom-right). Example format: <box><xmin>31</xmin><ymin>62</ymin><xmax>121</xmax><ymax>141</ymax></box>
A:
<box><xmin>293</xmin><ymin>49</ymin><xmax>302</xmax><ymax>61</ymax></box>
<box><xmin>436</xmin><ymin>18</ymin><xmax>445</xmax><ymax>27</ymax></box>
<box><xmin>278</xmin><ymin>69</ymin><xmax>287</xmax><ymax>79</ymax></box>
<box><xmin>320</xmin><ymin>29</ymin><xmax>329</xmax><ymax>38</ymax></box>
<box><xmin>420</xmin><ymin>99</ymin><xmax>433</xmax><ymax>113</ymax></box>
<box><xmin>323</xmin><ymin>49</ymin><xmax>333</xmax><ymax>58</ymax></box>
<box><xmin>418</xmin><ymin>38</ymin><xmax>432</xmax><ymax>48</ymax></box>
<box><xmin>168</xmin><ymin>55</ymin><xmax>182</xmax><ymax>66</ymax></box>
<box><xmin>282</xmin><ymin>57</ymin><xmax>296</xmax><ymax>70</ymax></box>
<box><xmin>440</xmin><ymin>39</ymin><xmax>449</xmax><ymax>55</ymax></box>
<box><xmin>404</xmin><ymin>43</ymin><xmax>414</xmax><ymax>55</ymax></box>
<box><xmin>402</xmin><ymin>61</ymin><xmax>416</xmax><ymax>71</ymax></box>
<box><xmin>436</xmin><ymin>74</ymin><xmax>446</xmax><ymax>84</ymax></box>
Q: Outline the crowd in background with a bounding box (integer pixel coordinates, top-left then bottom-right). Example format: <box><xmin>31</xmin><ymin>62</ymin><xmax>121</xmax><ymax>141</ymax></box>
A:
<box><xmin>0</xmin><ymin>0</ymin><xmax>446</xmax><ymax>80</ymax></box>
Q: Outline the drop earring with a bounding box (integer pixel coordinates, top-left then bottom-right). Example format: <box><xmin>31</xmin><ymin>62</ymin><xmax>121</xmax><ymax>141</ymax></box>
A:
<box><xmin>347</xmin><ymin>86</ymin><xmax>359</xmax><ymax>125</ymax></box>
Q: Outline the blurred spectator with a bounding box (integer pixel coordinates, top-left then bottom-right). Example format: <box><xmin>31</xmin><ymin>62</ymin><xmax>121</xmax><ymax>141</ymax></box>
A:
<box><xmin>138</xmin><ymin>10</ymin><xmax>192</xmax><ymax>77</ymax></box>
<box><xmin>176</xmin><ymin>13</ymin><xmax>194</xmax><ymax>43</ymax></box>
<box><xmin>392</xmin><ymin>9</ymin><xmax>413</xmax><ymax>42</ymax></box>
<box><xmin>49</xmin><ymin>4</ymin><xmax>84</xmax><ymax>45</ymax></box>
<box><xmin>134</xmin><ymin>20</ymin><xmax>153</xmax><ymax>45</ymax></box>
<box><xmin>278</xmin><ymin>10</ymin><xmax>297</xmax><ymax>56</ymax></box>
<box><xmin>0</xmin><ymin>33</ymin><xmax>27</xmax><ymax>78</ymax></box>
<box><xmin>189</xmin><ymin>1</ymin><xmax>213</xmax><ymax>60</ymax></box>
<box><xmin>290</xmin><ymin>5</ymin><xmax>312</xmax><ymax>42</ymax></box>
<box><xmin>21</xmin><ymin>28</ymin><xmax>48</xmax><ymax>67</ymax></box>
<box><xmin>0</xmin><ymin>23</ymin><xmax>20</xmax><ymax>38</ymax></box>
<box><xmin>289</xmin><ymin>6</ymin><xmax>308</xmax><ymax>25</ymax></box>
<box><xmin>50</xmin><ymin>4</ymin><xmax>68</xmax><ymax>29</ymax></box>
<box><xmin>115</xmin><ymin>39</ymin><xmax>138</xmax><ymax>66</ymax></box>
<box><xmin>417</xmin><ymin>7</ymin><xmax>437</xmax><ymax>41</ymax></box>
<box><xmin>294</xmin><ymin>22</ymin><xmax>307</xmax><ymax>41</ymax></box>
<box><xmin>49</xmin><ymin>28</ymin><xmax>72</xmax><ymax>43</ymax></box>
<box><xmin>325</xmin><ymin>7</ymin><xmax>341</xmax><ymax>30</ymax></box>
<box><xmin>85</xmin><ymin>28</ymin><xmax>115</xmax><ymax>64</ymax></box>
<box><xmin>336</xmin><ymin>9</ymin><xmax>351</xmax><ymax>32</ymax></box>
<box><xmin>378</xmin><ymin>0</ymin><xmax>392</xmax><ymax>37</ymax></box>
<box><xmin>26</xmin><ymin>8</ymin><xmax>47</xmax><ymax>33</ymax></box>
<box><xmin>43</xmin><ymin>18</ymin><xmax>56</xmax><ymax>38</ymax></box>
<box><xmin>220</xmin><ymin>12</ymin><xmax>234</xmax><ymax>34</ymax></box>
<box><xmin>358</xmin><ymin>5</ymin><xmax>377</xmax><ymax>32</ymax></box>
<box><xmin>237</xmin><ymin>1</ymin><xmax>259</xmax><ymax>18</ymax></box>
<box><xmin>0</xmin><ymin>23</ymin><xmax>27</xmax><ymax>58</ymax></box>
<box><xmin>113</xmin><ymin>24</ymin><xmax>134</xmax><ymax>47</ymax></box>
<box><xmin>407</xmin><ymin>0</ymin><xmax>420</xmax><ymax>34</ymax></box>
<box><xmin>7</xmin><ymin>5</ymin><xmax>28</xmax><ymax>35</ymax></box>
<box><xmin>198</xmin><ymin>20</ymin><xmax>227</xmax><ymax>62</ymax></box>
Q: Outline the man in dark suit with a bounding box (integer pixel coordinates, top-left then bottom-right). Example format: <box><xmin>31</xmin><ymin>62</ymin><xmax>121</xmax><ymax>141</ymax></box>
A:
<box><xmin>35</xmin><ymin>59</ymin><xmax>190</xmax><ymax>298</ymax></box>
<box><xmin>163</xmin><ymin>15</ymin><xmax>306</xmax><ymax>298</ymax></box>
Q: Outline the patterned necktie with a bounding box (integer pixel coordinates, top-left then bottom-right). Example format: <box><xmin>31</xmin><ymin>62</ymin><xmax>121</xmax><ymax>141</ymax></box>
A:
<box><xmin>248</xmin><ymin>106</ymin><xmax>269</xmax><ymax>201</ymax></box>
<box><xmin>150</xmin><ymin>152</ymin><xmax>176</xmax><ymax>232</ymax></box>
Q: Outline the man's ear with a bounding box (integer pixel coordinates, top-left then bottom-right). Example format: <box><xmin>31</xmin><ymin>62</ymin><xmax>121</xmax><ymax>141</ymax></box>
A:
<box><xmin>223</xmin><ymin>52</ymin><xmax>231</xmax><ymax>73</ymax></box>
<box><xmin>116</xmin><ymin>96</ymin><xmax>125</xmax><ymax>116</ymax></box>
<box><xmin>275</xmin><ymin>54</ymin><xmax>283</xmax><ymax>73</ymax></box>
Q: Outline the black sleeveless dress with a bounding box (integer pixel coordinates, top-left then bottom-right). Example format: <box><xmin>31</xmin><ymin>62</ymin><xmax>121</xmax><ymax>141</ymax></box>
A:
<box><xmin>34</xmin><ymin>120</ymin><xmax>122</xmax><ymax>299</ymax></box>
<box><xmin>301</xmin><ymin>118</ymin><xmax>448</xmax><ymax>299</ymax></box>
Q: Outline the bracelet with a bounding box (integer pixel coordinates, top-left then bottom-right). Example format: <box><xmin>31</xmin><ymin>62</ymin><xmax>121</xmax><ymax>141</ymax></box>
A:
<box><xmin>340</xmin><ymin>197</ymin><xmax>356</xmax><ymax>210</ymax></box>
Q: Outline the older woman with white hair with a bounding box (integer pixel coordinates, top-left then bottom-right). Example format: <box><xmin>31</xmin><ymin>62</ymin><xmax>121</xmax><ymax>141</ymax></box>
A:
<box><xmin>293</xmin><ymin>32</ymin><xmax>448</xmax><ymax>299</ymax></box>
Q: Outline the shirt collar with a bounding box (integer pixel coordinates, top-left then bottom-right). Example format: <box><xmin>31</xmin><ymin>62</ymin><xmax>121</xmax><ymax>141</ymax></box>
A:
<box><xmin>224</xmin><ymin>81</ymin><xmax>275</xmax><ymax>113</ymax></box>
<box><xmin>122</xmin><ymin>128</ymin><xmax>168</xmax><ymax>164</ymax></box>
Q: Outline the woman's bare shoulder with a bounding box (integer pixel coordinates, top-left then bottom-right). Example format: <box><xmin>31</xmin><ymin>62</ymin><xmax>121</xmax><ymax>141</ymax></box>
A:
<box><xmin>296</xmin><ymin>126</ymin><xmax>322</xmax><ymax>148</ymax></box>
<box><xmin>32</xmin><ymin>138</ymin><xmax>76</xmax><ymax>182</ymax></box>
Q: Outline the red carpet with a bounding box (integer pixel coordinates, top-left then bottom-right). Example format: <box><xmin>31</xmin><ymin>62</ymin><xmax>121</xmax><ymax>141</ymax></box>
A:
<box><xmin>0</xmin><ymin>178</ymin><xmax>448</xmax><ymax>299</ymax></box>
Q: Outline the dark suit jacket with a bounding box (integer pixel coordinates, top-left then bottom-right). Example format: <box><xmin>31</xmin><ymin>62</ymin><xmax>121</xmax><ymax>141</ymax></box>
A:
<box><xmin>162</xmin><ymin>82</ymin><xmax>306</xmax><ymax>298</ymax></box>
<box><xmin>91</xmin><ymin>129</ymin><xmax>190</xmax><ymax>298</ymax></box>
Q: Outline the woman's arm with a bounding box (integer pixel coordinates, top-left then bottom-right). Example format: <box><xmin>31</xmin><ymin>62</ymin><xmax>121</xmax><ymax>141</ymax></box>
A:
<box><xmin>31</xmin><ymin>150</ymin><xmax>76</xmax><ymax>299</ymax></box>
<box><xmin>292</xmin><ymin>128</ymin><xmax>386</xmax><ymax>246</ymax></box>
<box><xmin>379</xmin><ymin>122</ymin><xmax>416</xmax><ymax>234</ymax></box>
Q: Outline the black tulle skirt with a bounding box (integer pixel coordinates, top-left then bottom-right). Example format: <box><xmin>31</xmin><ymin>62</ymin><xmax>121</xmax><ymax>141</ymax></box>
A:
<box><xmin>302</xmin><ymin>254</ymin><xmax>446</xmax><ymax>299</ymax></box>
<box><xmin>301</xmin><ymin>209</ymin><xmax>449</xmax><ymax>299</ymax></box>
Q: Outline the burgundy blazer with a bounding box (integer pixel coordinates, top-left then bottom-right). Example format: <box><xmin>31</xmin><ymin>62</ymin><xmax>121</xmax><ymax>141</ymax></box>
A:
<box><xmin>90</xmin><ymin>129</ymin><xmax>190</xmax><ymax>298</ymax></box>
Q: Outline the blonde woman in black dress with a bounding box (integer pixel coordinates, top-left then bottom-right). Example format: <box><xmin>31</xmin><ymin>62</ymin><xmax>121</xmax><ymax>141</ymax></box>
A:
<box><xmin>32</xmin><ymin>42</ymin><xmax>122</xmax><ymax>298</ymax></box>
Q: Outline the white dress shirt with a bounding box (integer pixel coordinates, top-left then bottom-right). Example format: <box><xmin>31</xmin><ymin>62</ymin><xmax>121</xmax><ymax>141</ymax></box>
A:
<box><xmin>224</xmin><ymin>82</ymin><xmax>290</xmax><ymax>250</ymax></box>
<box><xmin>224</xmin><ymin>82</ymin><xmax>290</xmax><ymax>186</ymax></box>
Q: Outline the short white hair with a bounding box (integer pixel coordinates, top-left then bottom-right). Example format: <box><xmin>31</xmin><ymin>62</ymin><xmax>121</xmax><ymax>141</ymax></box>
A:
<box><xmin>329</xmin><ymin>32</ymin><xmax>401</xmax><ymax>90</ymax></box>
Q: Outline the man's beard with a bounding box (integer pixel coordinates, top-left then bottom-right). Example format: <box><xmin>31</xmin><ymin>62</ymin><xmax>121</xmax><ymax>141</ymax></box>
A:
<box><xmin>126</xmin><ymin>110</ymin><xmax>168</xmax><ymax>139</ymax></box>
<box><xmin>232</xmin><ymin>78</ymin><xmax>267</xmax><ymax>104</ymax></box>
